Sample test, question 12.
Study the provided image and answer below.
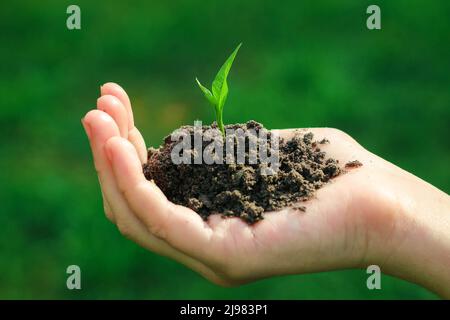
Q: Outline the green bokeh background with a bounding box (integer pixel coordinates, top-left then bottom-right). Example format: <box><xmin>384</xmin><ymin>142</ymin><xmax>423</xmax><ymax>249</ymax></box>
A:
<box><xmin>1</xmin><ymin>0</ymin><xmax>449</xmax><ymax>299</ymax></box>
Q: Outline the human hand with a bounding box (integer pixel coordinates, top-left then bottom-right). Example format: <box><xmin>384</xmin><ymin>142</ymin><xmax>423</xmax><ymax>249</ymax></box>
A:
<box><xmin>82</xmin><ymin>83</ymin><xmax>450</xmax><ymax>296</ymax></box>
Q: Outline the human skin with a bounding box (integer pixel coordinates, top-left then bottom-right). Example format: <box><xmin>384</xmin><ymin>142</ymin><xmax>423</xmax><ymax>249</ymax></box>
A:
<box><xmin>82</xmin><ymin>82</ymin><xmax>450</xmax><ymax>298</ymax></box>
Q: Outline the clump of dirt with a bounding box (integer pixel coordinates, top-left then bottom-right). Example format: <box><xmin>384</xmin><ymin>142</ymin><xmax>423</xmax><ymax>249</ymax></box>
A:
<box><xmin>345</xmin><ymin>160</ymin><xmax>363</xmax><ymax>168</ymax></box>
<box><xmin>143</xmin><ymin>121</ymin><xmax>342</xmax><ymax>224</ymax></box>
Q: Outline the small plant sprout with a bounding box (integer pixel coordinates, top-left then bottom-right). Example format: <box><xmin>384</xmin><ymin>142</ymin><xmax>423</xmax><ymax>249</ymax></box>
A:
<box><xmin>196</xmin><ymin>43</ymin><xmax>242</xmax><ymax>136</ymax></box>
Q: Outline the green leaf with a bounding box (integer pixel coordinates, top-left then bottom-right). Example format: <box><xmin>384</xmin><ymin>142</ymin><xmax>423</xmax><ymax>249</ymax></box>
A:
<box><xmin>194</xmin><ymin>43</ymin><xmax>242</xmax><ymax>136</ymax></box>
<box><xmin>196</xmin><ymin>77</ymin><xmax>216</xmax><ymax>105</ymax></box>
<box><xmin>212</xmin><ymin>43</ymin><xmax>242</xmax><ymax>111</ymax></box>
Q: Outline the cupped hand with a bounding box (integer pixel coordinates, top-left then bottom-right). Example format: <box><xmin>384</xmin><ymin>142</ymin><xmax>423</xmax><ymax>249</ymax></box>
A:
<box><xmin>81</xmin><ymin>82</ymin><xmax>443</xmax><ymax>289</ymax></box>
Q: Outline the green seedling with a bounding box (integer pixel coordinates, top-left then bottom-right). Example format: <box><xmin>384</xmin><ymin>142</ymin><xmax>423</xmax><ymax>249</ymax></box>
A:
<box><xmin>196</xmin><ymin>43</ymin><xmax>242</xmax><ymax>136</ymax></box>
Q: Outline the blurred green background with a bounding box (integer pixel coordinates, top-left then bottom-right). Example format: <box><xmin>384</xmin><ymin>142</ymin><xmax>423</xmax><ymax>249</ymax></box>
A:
<box><xmin>1</xmin><ymin>0</ymin><xmax>449</xmax><ymax>299</ymax></box>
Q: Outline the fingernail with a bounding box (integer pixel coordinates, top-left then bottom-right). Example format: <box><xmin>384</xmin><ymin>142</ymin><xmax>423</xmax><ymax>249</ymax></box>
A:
<box><xmin>100</xmin><ymin>85</ymin><xmax>103</xmax><ymax>95</ymax></box>
<box><xmin>81</xmin><ymin>118</ymin><xmax>92</xmax><ymax>139</ymax></box>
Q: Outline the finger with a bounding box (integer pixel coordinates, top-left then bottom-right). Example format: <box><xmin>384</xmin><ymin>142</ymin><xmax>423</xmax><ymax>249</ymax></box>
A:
<box><xmin>128</xmin><ymin>127</ymin><xmax>148</xmax><ymax>164</ymax></box>
<box><xmin>83</xmin><ymin>111</ymin><xmax>181</xmax><ymax>249</ymax></box>
<box><xmin>100</xmin><ymin>179</ymin><xmax>114</xmax><ymax>223</ymax></box>
<box><xmin>83</xmin><ymin>111</ymin><xmax>222</xmax><ymax>282</ymax></box>
<box><xmin>101</xmin><ymin>82</ymin><xmax>147</xmax><ymax>163</ymax></box>
<box><xmin>83</xmin><ymin>110</ymin><xmax>121</xmax><ymax>223</ymax></box>
<box><xmin>105</xmin><ymin>136</ymin><xmax>214</xmax><ymax>261</ymax></box>
<box><xmin>82</xmin><ymin>117</ymin><xmax>114</xmax><ymax>222</ymax></box>
<box><xmin>97</xmin><ymin>95</ymin><xmax>129</xmax><ymax>138</ymax></box>
<box><xmin>100</xmin><ymin>82</ymin><xmax>134</xmax><ymax>129</ymax></box>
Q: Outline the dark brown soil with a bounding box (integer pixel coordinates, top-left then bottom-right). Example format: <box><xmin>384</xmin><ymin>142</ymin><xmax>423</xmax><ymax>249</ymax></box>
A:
<box><xmin>143</xmin><ymin>121</ymin><xmax>343</xmax><ymax>224</ymax></box>
<box><xmin>345</xmin><ymin>160</ymin><xmax>363</xmax><ymax>168</ymax></box>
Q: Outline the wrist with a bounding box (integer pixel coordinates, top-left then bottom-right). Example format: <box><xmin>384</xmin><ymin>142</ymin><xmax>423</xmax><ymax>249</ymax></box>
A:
<box><xmin>372</xmin><ymin>172</ymin><xmax>450</xmax><ymax>298</ymax></box>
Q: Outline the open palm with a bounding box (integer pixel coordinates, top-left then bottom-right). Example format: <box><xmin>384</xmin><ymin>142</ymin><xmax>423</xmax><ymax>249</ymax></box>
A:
<box><xmin>82</xmin><ymin>83</ymin><xmax>401</xmax><ymax>286</ymax></box>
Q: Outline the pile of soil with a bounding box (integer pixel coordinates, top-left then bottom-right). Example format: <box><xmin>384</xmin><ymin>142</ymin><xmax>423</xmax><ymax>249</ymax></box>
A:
<box><xmin>143</xmin><ymin>121</ymin><xmax>342</xmax><ymax>224</ymax></box>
